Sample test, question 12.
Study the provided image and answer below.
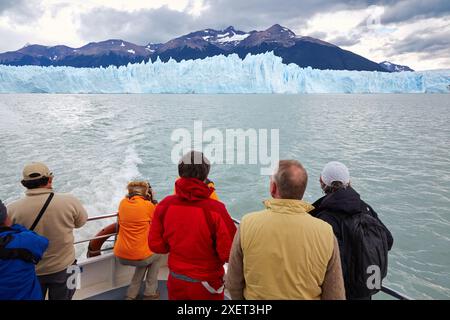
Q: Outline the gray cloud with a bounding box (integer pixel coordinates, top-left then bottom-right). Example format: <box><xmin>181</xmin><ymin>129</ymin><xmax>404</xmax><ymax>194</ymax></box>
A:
<box><xmin>328</xmin><ymin>35</ymin><xmax>362</xmax><ymax>47</ymax></box>
<box><xmin>389</xmin><ymin>27</ymin><xmax>450</xmax><ymax>58</ymax></box>
<box><xmin>78</xmin><ymin>0</ymin><xmax>450</xmax><ymax>45</ymax></box>
<box><xmin>306</xmin><ymin>31</ymin><xmax>328</xmax><ymax>39</ymax></box>
<box><xmin>0</xmin><ymin>0</ymin><xmax>43</xmax><ymax>23</ymax></box>
<box><xmin>78</xmin><ymin>6</ymin><xmax>197</xmax><ymax>45</ymax></box>
<box><xmin>381</xmin><ymin>0</ymin><xmax>450</xmax><ymax>24</ymax></box>
<box><xmin>76</xmin><ymin>0</ymin><xmax>381</xmax><ymax>44</ymax></box>
<box><xmin>0</xmin><ymin>0</ymin><xmax>19</xmax><ymax>13</ymax></box>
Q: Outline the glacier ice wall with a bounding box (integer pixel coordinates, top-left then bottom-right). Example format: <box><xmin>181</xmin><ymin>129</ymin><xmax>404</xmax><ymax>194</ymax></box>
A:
<box><xmin>0</xmin><ymin>52</ymin><xmax>449</xmax><ymax>93</ymax></box>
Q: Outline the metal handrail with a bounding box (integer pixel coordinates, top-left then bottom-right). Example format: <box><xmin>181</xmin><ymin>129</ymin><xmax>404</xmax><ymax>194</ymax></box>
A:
<box><xmin>74</xmin><ymin>233</ymin><xmax>117</xmax><ymax>245</ymax></box>
<box><xmin>73</xmin><ymin>213</ymin><xmax>118</xmax><ymax>245</ymax></box>
<box><xmin>380</xmin><ymin>286</ymin><xmax>411</xmax><ymax>300</ymax></box>
<box><xmin>86</xmin><ymin>213</ymin><xmax>118</xmax><ymax>221</ymax></box>
<box><xmin>231</xmin><ymin>217</ymin><xmax>410</xmax><ymax>300</ymax></box>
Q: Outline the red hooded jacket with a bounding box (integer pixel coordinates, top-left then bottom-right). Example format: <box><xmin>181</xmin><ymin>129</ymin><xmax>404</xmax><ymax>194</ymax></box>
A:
<box><xmin>149</xmin><ymin>178</ymin><xmax>237</xmax><ymax>281</ymax></box>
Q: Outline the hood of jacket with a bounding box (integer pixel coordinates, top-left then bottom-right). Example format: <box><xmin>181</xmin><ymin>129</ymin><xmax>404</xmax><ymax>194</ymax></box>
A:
<box><xmin>175</xmin><ymin>177</ymin><xmax>214</xmax><ymax>201</ymax></box>
<box><xmin>313</xmin><ymin>186</ymin><xmax>363</xmax><ymax>215</ymax></box>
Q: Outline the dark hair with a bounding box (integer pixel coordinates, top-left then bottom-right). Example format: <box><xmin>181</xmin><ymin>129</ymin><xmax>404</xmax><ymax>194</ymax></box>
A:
<box><xmin>178</xmin><ymin>151</ymin><xmax>210</xmax><ymax>181</ymax></box>
<box><xmin>273</xmin><ymin>160</ymin><xmax>308</xmax><ymax>199</ymax></box>
<box><xmin>322</xmin><ymin>181</ymin><xmax>347</xmax><ymax>194</ymax></box>
<box><xmin>21</xmin><ymin>177</ymin><xmax>50</xmax><ymax>189</ymax></box>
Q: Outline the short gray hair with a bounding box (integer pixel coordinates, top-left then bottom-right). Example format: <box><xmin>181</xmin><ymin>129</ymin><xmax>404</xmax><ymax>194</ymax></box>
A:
<box><xmin>272</xmin><ymin>160</ymin><xmax>308</xmax><ymax>199</ymax></box>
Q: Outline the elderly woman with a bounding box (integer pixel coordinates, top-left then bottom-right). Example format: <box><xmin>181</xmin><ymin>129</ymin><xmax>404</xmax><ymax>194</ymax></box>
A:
<box><xmin>114</xmin><ymin>181</ymin><xmax>162</xmax><ymax>300</ymax></box>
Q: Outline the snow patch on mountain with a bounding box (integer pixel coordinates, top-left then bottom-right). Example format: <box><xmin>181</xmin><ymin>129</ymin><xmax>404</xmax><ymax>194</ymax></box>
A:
<box><xmin>216</xmin><ymin>33</ymin><xmax>251</xmax><ymax>43</ymax></box>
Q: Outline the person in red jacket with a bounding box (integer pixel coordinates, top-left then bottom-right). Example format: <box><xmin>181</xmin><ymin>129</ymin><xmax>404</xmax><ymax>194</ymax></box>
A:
<box><xmin>149</xmin><ymin>151</ymin><xmax>236</xmax><ymax>300</ymax></box>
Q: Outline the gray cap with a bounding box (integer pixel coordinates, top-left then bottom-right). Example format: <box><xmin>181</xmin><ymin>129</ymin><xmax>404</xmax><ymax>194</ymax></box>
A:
<box><xmin>321</xmin><ymin>161</ymin><xmax>350</xmax><ymax>187</ymax></box>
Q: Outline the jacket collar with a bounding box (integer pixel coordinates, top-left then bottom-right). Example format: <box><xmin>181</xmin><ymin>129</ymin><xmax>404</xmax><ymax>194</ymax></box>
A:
<box><xmin>314</xmin><ymin>186</ymin><xmax>362</xmax><ymax>215</ymax></box>
<box><xmin>263</xmin><ymin>198</ymin><xmax>315</xmax><ymax>215</ymax></box>
<box><xmin>25</xmin><ymin>188</ymin><xmax>53</xmax><ymax>196</ymax></box>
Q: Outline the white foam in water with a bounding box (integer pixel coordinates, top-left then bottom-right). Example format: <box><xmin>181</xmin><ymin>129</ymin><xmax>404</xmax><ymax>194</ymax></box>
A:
<box><xmin>79</xmin><ymin>145</ymin><xmax>142</xmax><ymax>216</ymax></box>
<box><xmin>72</xmin><ymin>145</ymin><xmax>143</xmax><ymax>257</ymax></box>
<box><xmin>0</xmin><ymin>52</ymin><xmax>449</xmax><ymax>93</ymax></box>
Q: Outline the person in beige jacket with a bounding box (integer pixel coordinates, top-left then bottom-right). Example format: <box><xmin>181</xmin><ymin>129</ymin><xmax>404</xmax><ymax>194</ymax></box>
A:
<box><xmin>7</xmin><ymin>162</ymin><xmax>88</xmax><ymax>300</ymax></box>
<box><xmin>225</xmin><ymin>160</ymin><xmax>345</xmax><ymax>300</ymax></box>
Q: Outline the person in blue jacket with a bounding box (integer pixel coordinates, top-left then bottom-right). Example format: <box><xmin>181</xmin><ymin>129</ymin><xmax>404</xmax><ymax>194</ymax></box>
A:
<box><xmin>0</xmin><ymin>199</ymin><xmax>49</xmax><ymax>300</ymax></box>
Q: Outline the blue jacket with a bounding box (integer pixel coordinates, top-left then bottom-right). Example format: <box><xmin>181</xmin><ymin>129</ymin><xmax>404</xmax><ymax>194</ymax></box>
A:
<box><xmin>0</xmin><ymin>224</ymin><xmax>49</xmax><ymax>300</ymax></box>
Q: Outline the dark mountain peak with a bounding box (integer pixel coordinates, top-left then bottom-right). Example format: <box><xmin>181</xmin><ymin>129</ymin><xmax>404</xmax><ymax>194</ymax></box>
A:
<box><xmin>266</xmin><ymin>24</ymin><xmax>295</xmax><ymax>36</ymax></box>
<box><xmin>82</xmin><ymin>39</ymin><xmax>128</xmax><ymax>48</ymax></box>
<box><xmin>224</xmin><ymin>26</ymin><xmax>236</xmax><ymax>33</ymax></box>
<box><xmin>267</xmin><ymin>24</ymin><xmax>283</xmax><ymax>31</ymax></box>
<box><xmin>51</xmin><ymin>45</ymin><xmax>73</xmax><ymax>50</ymax></box>
<box><xmin>18</xmin><ymin>44</ymin><xmax>50</xmax><ymax>56</ymax></box>
<box><xmin>159</xmin><ymin>36</ymin><xmax>210</xmax><ymax>52</ymax></box>
<box><xmin>76</xmin><ymin>39</ymin><xmax>151</xmax><ymax>58</ymax></box>
<box><xmin>167</xmin><ymin>26</ymin><xmax>251</xmax><ymax>52</ymax></box>
<box><xmin>239</xmin><ymin>24</ymin><xmax>296</xmax><ymax>48</ymax></box>
<box><xmin>103</xmin><ymin>39</ymin><xmax>124</xmax><ymax>43</ymax></box>
<box><xmin>379</xmin><ymin>61</ymin><xmax>414</xmax><ymax>72</ymax></box>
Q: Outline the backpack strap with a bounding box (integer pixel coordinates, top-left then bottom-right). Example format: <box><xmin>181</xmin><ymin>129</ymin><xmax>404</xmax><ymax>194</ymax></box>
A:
<box><xmin>0</xmin><ymin>226</ymin><xmax>15</xmax><ymax>234</ymax></box>
<box><xmin>30</xmin><ymin>192</ymin><xmax>54</xmax><ymax>231</ymax></box>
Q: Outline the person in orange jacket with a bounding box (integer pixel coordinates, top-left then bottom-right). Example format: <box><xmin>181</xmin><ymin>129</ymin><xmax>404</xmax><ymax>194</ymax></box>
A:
<box><xmin>114</xmin><ymin>181</ymin><xmax>163</xmax><ymax>300</ymax></box>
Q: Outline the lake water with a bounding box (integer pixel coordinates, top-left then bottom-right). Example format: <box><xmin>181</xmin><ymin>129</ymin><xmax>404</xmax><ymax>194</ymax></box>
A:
<box><xmin>0</xmin><ymin>94</ymin><xmax>449</xmax><ymax>299</ymax></box>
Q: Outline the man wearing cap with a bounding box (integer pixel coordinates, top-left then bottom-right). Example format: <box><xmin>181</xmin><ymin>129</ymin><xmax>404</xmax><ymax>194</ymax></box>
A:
<box><xmin>310</xmin><ymin>161</ymin><xmax>394</xmax><ymax>300</ymax></box>
<box><xmin>0</xmin><ymin>200</ymin><xmax>49</xmax><ymax>300</ymax></box>
<box><xmin>7</xmin><ymin>162</ymin><xmax>88</xmax><ymax>300</ymax></box>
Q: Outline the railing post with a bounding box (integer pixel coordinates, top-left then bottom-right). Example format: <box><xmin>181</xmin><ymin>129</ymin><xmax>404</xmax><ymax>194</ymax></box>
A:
<box><xmin>111</xmin><ymin>254</ymin><xmax>117</xmax><ymax>288</ymax></box>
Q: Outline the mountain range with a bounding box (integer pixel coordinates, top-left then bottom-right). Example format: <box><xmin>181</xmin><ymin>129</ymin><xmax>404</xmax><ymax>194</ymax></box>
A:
<box><xmin>0</xmin><ymin>24</ymin><xmax>413</xmax><ymax>72</ymax></box>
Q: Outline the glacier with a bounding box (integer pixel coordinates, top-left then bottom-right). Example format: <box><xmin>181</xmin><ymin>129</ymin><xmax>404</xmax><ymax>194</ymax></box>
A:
<box><xmin>0</xmin><ymin>52</ymin><xmax>449</xmax><ymax>93</ymax></box>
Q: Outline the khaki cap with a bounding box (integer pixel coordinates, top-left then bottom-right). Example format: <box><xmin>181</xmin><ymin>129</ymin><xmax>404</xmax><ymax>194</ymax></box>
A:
<box><xmin>22</xmin><ymin>162</ymin><xmax>53</xmax><ymax>181</ymax></box>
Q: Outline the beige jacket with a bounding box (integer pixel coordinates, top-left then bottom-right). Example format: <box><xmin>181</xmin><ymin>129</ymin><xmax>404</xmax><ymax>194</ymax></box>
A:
<box><xmin>7</xmin><ymin>188</ymin><xmax>88</xmax><ymax>275</ymax></box>
<box><xmin>225</xmin><ymin>198</ymin><xmax>345</xmax><ymax>300</ymax></box>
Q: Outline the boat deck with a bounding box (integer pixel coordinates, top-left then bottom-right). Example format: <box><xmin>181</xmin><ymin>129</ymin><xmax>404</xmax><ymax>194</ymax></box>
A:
<box><xmin>86</xmin><ymin>280</ymin><xmax>169</xmax><ymax>300</ymax></box>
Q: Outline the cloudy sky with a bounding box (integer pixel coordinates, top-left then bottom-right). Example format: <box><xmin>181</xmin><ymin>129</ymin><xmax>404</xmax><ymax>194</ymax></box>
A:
<box><xmin>0</xmin><ymin>0</ymin><xmax>449</xmax><ymax>70</ymax></box>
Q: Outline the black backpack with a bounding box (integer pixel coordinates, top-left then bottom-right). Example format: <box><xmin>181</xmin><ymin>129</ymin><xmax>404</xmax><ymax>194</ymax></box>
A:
<box><xmin>334</xmin><ymin>205</ymin><xmax>390</xmax><ymax>298</ymax></box>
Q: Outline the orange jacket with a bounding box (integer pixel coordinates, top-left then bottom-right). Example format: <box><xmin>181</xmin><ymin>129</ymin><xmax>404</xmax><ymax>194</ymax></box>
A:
<box><xmin>207</xmin><ymin>181</ymin><xmax>219</xmax><ymax>200</ymax></box>
<box><xmin>114</xmin><ymin>196</ymin><xmax>155</xmax><ymax>260</ymax></box>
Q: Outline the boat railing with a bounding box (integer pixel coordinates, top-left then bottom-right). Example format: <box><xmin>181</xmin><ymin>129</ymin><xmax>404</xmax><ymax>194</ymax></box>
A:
<box><xmin>73</xmin><ymin>213</ymin><xmax>118</xmax><ymax>246</ymax></box>
<box><xmin>75</xmin><ymin>214</ymin><xmax>411</xmax><ymax>300</ymax></box>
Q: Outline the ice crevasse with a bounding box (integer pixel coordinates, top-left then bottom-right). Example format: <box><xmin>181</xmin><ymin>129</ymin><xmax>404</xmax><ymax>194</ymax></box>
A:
<box><xmin>0</xmin><ymin>52</ymin><xmax>449</xmax><ymax>93</ymax></box>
